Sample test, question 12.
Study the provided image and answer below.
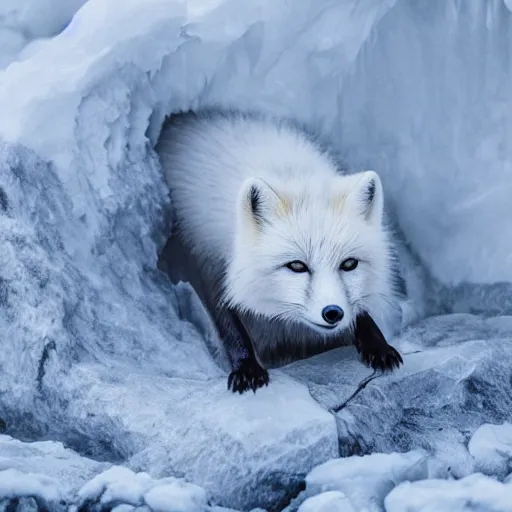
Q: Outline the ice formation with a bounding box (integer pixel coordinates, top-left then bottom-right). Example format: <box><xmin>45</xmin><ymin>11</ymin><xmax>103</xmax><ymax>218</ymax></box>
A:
<box><xmin>0</xmin><ymin>0</ymin><xmax>87</xmax><ymax>68</ymax></box>
<box><xmin>1</xmin><ymin>0</ymin><xmax>512</xmax><ymax>511</ymax></box>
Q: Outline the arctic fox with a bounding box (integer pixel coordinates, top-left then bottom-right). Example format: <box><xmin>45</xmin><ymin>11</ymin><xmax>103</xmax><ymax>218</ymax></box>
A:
<box><xmin>156</xmin><ymin>108</ymin><xmax>403</xmax><ymax>394</ymax></box>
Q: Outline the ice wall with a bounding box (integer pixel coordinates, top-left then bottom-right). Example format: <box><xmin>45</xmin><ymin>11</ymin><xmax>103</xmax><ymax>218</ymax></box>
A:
<box><xmin>3</xmin><ymin>0</ymin><xmax>510</xmax><ymax>289</ymax></box>
<box><xmin>336</xmin><ymin>0</ymin><xmax>512</xmax><ymax>287</ymax></box>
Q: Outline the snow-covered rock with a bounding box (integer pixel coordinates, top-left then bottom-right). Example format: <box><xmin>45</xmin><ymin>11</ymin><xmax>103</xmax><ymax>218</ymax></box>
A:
<box><xmin>0</xmin><ymin>441</ymin><xmax>263</xmax><ymax>511</ymax></box>
<box><xmin>285</xmin><ymin>313</ymin><xmax>512</xmax><ymax>481</ymax></box>
<box><xmin>0</xmin><ymin>435</ymin><xmax>105</xmax><ymax>510</ymax></box>
<box><xmin>297</xmin><ymin>491</ymin><xmax>355</xmax><ymax>512</ymax></box>
<box><xmin>468</xmin><ymin>423</ymin><xmax>512</xmax><ymax>479</ymax></box>
<box><xmin>0</xmin><ymin>469</ymin><xmax>63</xmax><ymax>510</ymax></box>
<box><xmin>384</xmin><ymin>473</ymin><xmax>512</xmax><ymax>512</ymax></box>
<box><xmin>0</xmin><ymin>51</ymin><xmax>337</xmax><ymax>508</ymax></box>
<box><xmin>78</xmin><ymin>466</ymin><xmax>210</xmax><ymax>512</ymax></box>
<box><xmin>298</xmin><ymin>450</ymin><xmax>430</xmax><ymax>512</ymax></box>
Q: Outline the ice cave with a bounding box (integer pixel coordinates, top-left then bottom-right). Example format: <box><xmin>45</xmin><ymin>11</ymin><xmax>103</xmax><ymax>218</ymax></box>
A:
<box><xmin>1</xmin><ymin>0</ymin><xmax>512</xmax><ymax>511</ymax></box>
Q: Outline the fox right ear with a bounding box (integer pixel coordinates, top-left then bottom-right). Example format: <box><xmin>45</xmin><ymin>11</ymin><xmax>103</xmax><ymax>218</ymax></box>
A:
<box><xmin>348</xmin><ymin>170</ymin><xmax>384</xmax><ymax>227</ymax></box>
<box><xmin>238</xmin><ymin>177</ymin><xmax>279</xmax><ymax>228</ymax></box>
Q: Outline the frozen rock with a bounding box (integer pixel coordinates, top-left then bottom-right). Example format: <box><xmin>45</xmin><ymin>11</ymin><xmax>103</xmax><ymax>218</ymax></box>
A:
<box><xmin>0</xmin><ymin>446</ymin><xmax>250</xmax><ymax>511</ymax></box>
<box><xmin>468</xmin><ymin>423</ymin><xmax>512</xmax><ymax>478</ymax></box>
<box><xmin>0</xmin><ymin>469</ymin><xmax>62</xmax><ymax>509</ymax></box>
<box><xmin>111</xmin><ymin>506</ymin><xmax>138</xmax><ymax>512</ymax></box>
<box><xmin>384</xmin><ymin>473</ymin><xmax>512</xmax><ymax>512</ymax></box>
<box><xmin>297</xmin><ymin>491</ymin><xmax>355</xmax><ymax>512</ymax></box>
<box><xmin>125</xmin><ymin>371</ymin><xmax>337</xmax><ymax>510</ymax></box>
<box><xmin>285</xmin><ymin>313</ymin><xmax>512</xmax><ymax>481</ymax></box>
<box><xmin>0</xmin><ymin>137</ymin><xmax>337</xmax><ymax>512</ymax></box>
<box><xmin>0</xmin><ymin>434</ymin><xmax>107</xmax><ymax>511</ymax></box>
<box><xmin>78</xmin><ymin>466</ymin><xmax>209</xmax><ymax>511</ymax></box>
<box><xmin>78</xmin><ymin>466</ymin><xmax>154</xmax><ymax>508</ymax></box>
<box><xmin>144</xmin><ymin>479</ymin><xmax>208</xmax><ymax>512</ymax></box>
<box><xmin>449</xmin><ymin>283</ymin><xmax>512</xmax><ymax>318</ymax></box>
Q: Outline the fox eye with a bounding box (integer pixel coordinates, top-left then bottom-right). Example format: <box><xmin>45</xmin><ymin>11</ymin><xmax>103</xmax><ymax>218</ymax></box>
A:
<box><xmin>285</xmin><ymin>260</ymin><xmax>309</xmax><ymax>273</ymax></box>
<box><xmin>340</xmin><ymin>258</ymin><xmax>358</xmax><ymax>271</ymax></box>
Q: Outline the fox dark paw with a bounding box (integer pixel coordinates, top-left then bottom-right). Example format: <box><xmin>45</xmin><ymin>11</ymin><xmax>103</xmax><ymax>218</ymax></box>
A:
<box><xmin>358</xmin><ymin>343</ymin><xmax>403</xmax><ymax>372</ymax></box>
<box><xmin>228</xmin><ymin>359</ymin><xmax>269</xmax><ymax>394</ymax></box>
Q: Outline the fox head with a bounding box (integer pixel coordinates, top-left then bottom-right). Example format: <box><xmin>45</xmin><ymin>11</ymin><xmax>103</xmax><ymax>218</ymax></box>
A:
<box><xmin>223</xmin><ymin>170</ymin><xmax>396</xmax><ymax>336</ymax></box>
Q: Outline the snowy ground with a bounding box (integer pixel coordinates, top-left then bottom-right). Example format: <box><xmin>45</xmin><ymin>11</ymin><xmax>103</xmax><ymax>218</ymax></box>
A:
<box><xmin>1</xmin><ymin>0</ymin><xmax>512</xmax><ymax>511</ymax></box>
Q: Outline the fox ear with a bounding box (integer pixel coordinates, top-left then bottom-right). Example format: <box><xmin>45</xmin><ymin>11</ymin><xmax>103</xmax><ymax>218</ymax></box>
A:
<box><xmin>350</xmin><ymin>170</ymin><xmax>384</xmax><ymax>226</ymax></box>
<box><xmin>238</xmin><ymin>177</ymin><xmax>279</xmax><ymax>228</ymax></box>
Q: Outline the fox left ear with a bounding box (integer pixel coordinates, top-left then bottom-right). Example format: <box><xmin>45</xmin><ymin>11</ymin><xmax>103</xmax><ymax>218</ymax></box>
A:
<box><xmin>238</xmin><ymin>177</ymin><xmax>279</xmax><ymax>230</ymax></box>
<box><xmin>352</xmin><ymin>170</ymin><xmax>384</xmax><ymax>226</ymax></box>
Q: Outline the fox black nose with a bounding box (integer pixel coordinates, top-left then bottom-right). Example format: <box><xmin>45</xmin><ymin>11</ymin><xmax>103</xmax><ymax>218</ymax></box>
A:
<box><xmin>322</xmin><ymin>305</ymin><xmax>344</xmax><ymax>325</ymax></box>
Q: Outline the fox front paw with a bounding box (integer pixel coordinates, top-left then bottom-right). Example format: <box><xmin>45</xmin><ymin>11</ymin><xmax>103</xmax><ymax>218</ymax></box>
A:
<box><xmin>358</xmin><ymin>342</ymin><xmax>403</xmax><ymax>372</ymax></box>
<box><xmin>227</xmin><ymin>358</ymin><xmax>269</xmax><ymax>394</ymax></box>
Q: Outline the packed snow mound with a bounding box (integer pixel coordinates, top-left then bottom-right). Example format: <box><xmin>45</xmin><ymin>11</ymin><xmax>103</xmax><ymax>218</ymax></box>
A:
<box><xmin>385</xmin><ymin>473</ymin><xmax>512</xmax><ymax>512</ymax></box>
<box><xmin>0</xmin><ymin>0</ymin><xmax>512</xmax><ymax>511</ymax></box>
<box><xmin>468</xmin><ymin>423</ymin><xmax>512</xmax><ymax>478</ymax></box>
<box><xmin>0</xmin><ymin>0</ymin><xmax>87</xmax><ymax>68</ymax></box>
<box><xmin>0</xmin><ymin>434</ymin><xmax>105</xmax><ymax>511</ymax></box>
<box><xmin>78</xmin><ymin>466</ymin><xmax>210</xmax><ymax>511</ymax></box>
<box><xmin>297</xmin><ymin>491</ymin><xmax>355</xmax><ymax>512</ymax></box>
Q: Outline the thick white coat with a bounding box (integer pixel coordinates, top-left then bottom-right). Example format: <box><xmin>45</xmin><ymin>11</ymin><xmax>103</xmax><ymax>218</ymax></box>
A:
<box><xmin>157</xmin><ymin>109</ymin><xmax>399</xmax><ymax>365</ymax></box>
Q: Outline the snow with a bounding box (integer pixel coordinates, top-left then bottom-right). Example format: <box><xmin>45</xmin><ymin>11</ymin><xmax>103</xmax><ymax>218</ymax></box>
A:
<box><xmin>468</xmin><ymin>423</ymin><xmax>512</xmax><ymax>478</ymax></box>
<box><xmin>0</xmin><ymin>434</ymin><xmax>106</xmax><ymax>511</ymax></box>
<box><xmin>385</xmin><ymin>473</ymin><xmax>512</xmax><ymax>512</ymax></box>
<box><xmin>300</xmin><ymin>450</ymin><xmax>430</xmax><ymax>511</ymax></box>
<box><xmin>0</xmin><ymin>0</ymin><xmax>87</xmax><ymax>68</ymax></box>
<box><xmin>78</xmin><ymin>466</ymin><xmax>154</xmax><ymax>507</ymax></box>
<box><xmin>1</xmin><ymin>0</ymin><xmax>512</xmax><ymax>511</ymax></box>
<box><xmin>0</xmin><ymin>469</ymin><xmax>62</xmax><ymax>505</ymax></box>
<box><xmin>297</xmin><ymin>491</ymin><xmax>355</xmax><ymax>512</ymax></box>
<box><xmin>144</xmin><ymin>479</ymin><xmax>208</xmax><ymax>512</ymax></box>
<box><xmin>78</xmin><ymin>466</ymin><xmax>209</xmax><ymax>511</ymax></box>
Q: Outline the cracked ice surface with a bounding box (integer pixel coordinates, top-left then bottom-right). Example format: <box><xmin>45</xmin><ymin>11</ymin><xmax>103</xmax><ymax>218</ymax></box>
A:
<box><xmin>1</xmin><ymin>0</ymin><xmax>512</xmax><ymax>511</ymax></box>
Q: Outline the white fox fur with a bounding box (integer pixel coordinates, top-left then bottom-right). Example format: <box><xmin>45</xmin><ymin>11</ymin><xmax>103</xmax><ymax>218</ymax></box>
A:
<box><xmin>156</xmin><ymin>108</ymin><xmax>401</xmax><ymax>368</ymax></box>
